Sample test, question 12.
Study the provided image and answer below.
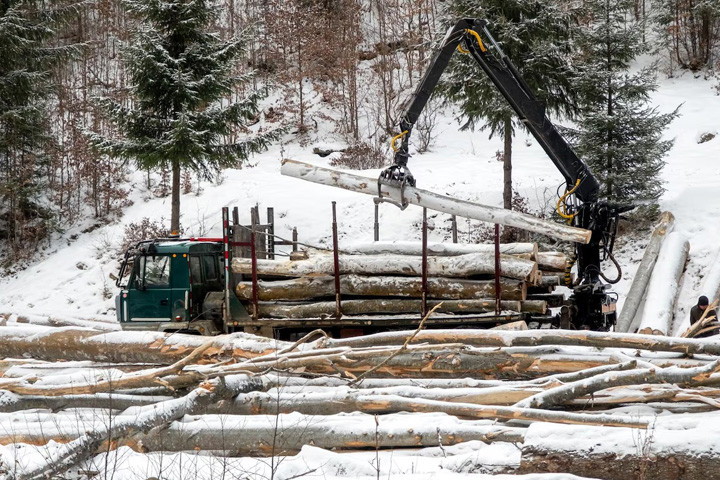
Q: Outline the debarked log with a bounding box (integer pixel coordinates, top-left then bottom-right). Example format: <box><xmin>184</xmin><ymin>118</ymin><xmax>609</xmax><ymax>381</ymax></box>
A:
<box><xmin>236</xmin><ymin>275</ymin><xmax>527</xmax><ymax>301</ymax></box>
<box><xmin>519</xmin><ymin>422</ymin><xmax>720</xmax><ymax>480</ymax></box>
<box><xmin>343</xmin><ymin>240</ymin><xmax>538</xmax><ymax>258</ymax></box>
<box><xmin>233</xmin><ymin>251</ymin><xmax>538</xmax><ymax>283</ymax></box>
<box><xmin>320</xmin><ymin>328</ymin><xmax>720</xmax><ymax>357</ymax></box>
<box><xmin>616</xmin><ymin>211</ymin><xmax>675</xmax><ymax>333</ymax></box>
<box><xmin>0</xmin><ymin>325</ymin><xmax>286</xmax><ymax>365</ymax></box>
<box><xmin>256</xmin><ymin>299</ymin><xmax>547</xmax><ymax>318</ymax></box>
<box><xmin>636</xmin><ymin>231</ymin><xmax>689</xmax><ymax>336</ymax></box>
<box><xmin>0</xmin><ymin>413</ymin><xmax>525</xmax><ymax>454</ymax></box>
<box><xmin>280</xmin><ymin>159</ymin><xmax>592</xmax><ymax>245</ymax></box>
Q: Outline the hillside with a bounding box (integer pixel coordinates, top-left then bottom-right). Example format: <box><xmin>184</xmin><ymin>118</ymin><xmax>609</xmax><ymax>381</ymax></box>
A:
<box><xmin>0</xmin><ymin>68</ymin><xmax>720</xmax><ymax>330</ymax></box>
<box><xmin>0</xmin><ymin>70</ymin><xmax>718</xmax><ymax>335</ymax></box>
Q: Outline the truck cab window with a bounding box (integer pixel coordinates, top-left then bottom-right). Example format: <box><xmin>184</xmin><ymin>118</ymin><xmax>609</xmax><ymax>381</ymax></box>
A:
<box><xmin>203</xmin><ymin>255</ymin><xmax>219</xmax><ymax>282</ymax></box>
<box><xmin>143</xmin><ymin>255</ymin><xmax>171</xmax><ymax>287</ymax></box>
<box><xmin>190</xmin><ymin>256</ymin><xmax>203</xmax><ymax>284</ymax></box>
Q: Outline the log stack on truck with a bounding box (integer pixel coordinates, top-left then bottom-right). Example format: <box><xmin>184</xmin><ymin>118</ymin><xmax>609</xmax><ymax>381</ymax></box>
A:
<box><xmin>115</xmin><ymin>205</ymin><xmax>572</xmax><ymax>339</ymax></box>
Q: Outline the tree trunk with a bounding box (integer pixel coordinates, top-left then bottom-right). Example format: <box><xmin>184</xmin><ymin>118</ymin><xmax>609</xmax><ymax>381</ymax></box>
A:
<box><xmin>503</xmin><ymin>117</ymin><xmax>513</xmax><ymax>210</ymax></box>
<box><xmin>0</xmin><ymin>325</ymin><xmax>283</xmax><ymax>364</ymax></box>
<box><xmin>343</xmin><ymin>241</ymin><xmax>538</xmax><ymax>257</ymax></box>
<box><xmin>170</xmin><ymin>159</ymin><xmax>181</xmax><ymax>234</ymax></box>
<box><xmin>255</xmin><ymin>298</ymin><xmax>546</xmax><ymax>318</ymax></box>
<box><xmin>535</xmin><ymin>252</ymin><xmax>568</xmax><ymax>271</ymax></box>
<box><xmin>701</xmin><ymin>249</ymin><xmax>720</xmax><ymax>305</ymax></box>
<box><xmin>617</xmin><ymin>211</ymin><xmax>674</xmax><ymax>332</ymax></box>
<box><xmin>520</xmin><ymin>437</ymin><xmax>720</xmax><ymax>480</ymax></box>
<box><xmin>236</xmin><ymin>275</ymin><xmax>528</xmax><ymax>301</ymax></box>
<box><xmin>321</xmin><ymin>328</ymin><xmax>720</xmax><ymax>357</ymax></box>
<box><xmin>636</xmin><ymin>232</ymin><xmax>689</xmax><ymax>335</ymax></box>
<box><xmin>280</xmin><ymin>159</ymin><xmax>592</xmax><ymax>244</ymax></box>
<box><xmin>233</xmin><ymin>251</ymin><xmax>539</xmax><ymax>283</ymax></box>
<box><xmin>516</xmin><ymin>360</ymin><xmax>720</xmax><ymax>409</ymax></box>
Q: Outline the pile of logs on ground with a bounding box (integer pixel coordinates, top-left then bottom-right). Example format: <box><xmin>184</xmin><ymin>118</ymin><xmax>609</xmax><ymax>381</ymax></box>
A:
<box><xmin>231</xmin><ymin>241</ymin><xmax>571</xmax><ymax>321</ymax></box>
<box><xmin>3</xmin><ymin>322</ymin><xmax>720</xmax><ymax>479</ymax></box>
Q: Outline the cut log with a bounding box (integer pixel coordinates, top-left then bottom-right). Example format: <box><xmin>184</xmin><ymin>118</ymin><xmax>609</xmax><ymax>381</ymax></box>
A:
<box><xmin>233</xmin><ymin>251</ymin><xmax>539</xmax><ymax>283</ymax></box>
<box><xmin>519</xmin><ymin>422</ymin><xmax>720</xmax><ymax>480</ymax></box>
<box><xmin>0</xmin><ymin>325</ymin><xmax>285</xmax><ymax>365</ymax></box>
<box><xmin>636</xmin><ymin>232</ymin><xmax>689</xmax><ymax>336</ymax></box>
<box><xmin>320</xmin><ymin>328</ymin><xmax>720</xmax><ymax>357</ymax></box>
<box><xmin>280</xmin><ymin>159</ymin><xmax>592</xmax><ymax>244</ymax></box>
<box><xmin>256</xmin><ymin>299</ymin><xmax>545</xmax><ymax>318</ymax></box>
<box><xmin>516</xmin><ymin>360</ymin><xmax>720</xmax><ymax>409</ymax></box>
<box><xmin>526</xmin><ymin>294</ymin><xmax>565</xmax><ymax>308</ymax></box>
<box><xmin>701</xmin><ymin>249</ymin><xmax>720</xmax><ymax>305</ymax></box>
<box><xmin>616</xmin><ymin>211</ymin><xmax>675</xmax><ymax>332</ymax></box>
<box><xmin>236</xmin><ymin>275</ymin><xmax>527</xmax><ymax>301</ymax></box>
<box><xmin>535</xmin><ymin>252</ymin><xmax>568</xmax><ymax>271</ymax></box>
<box><xmin>1</xmin><ymin>413</ymin><xmax>525</xmax><ymax>454</ymax></box>
<box><xmin>343</xmin><ymin>240</ymin><xmax>538</xmax><ymax>258</ymax></box>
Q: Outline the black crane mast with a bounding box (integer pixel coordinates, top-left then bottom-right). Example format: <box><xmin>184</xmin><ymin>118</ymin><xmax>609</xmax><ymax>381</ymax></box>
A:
<box><xmin>380</xmin><ymin>18</ymin><xmax>632</xmax><ymax>331</ymax></box>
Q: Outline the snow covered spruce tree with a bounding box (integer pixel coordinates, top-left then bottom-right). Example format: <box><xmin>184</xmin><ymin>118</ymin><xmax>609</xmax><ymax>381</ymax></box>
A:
<box><xmin>90</xmin><ymin>0</ymin><xmax>279</xmax><ymax>233</ymax></box>
<box><xmin>568</xmin><ymin>0</ymin><xmax>678</xmax><ymax>206</ymax></box>
<box><xmin>440</xmin><ymin>0</ymin><xmax>580</xmax><ymax>210</ymax></box>
<box><xmin>0</xmin><ymin>1</ymin><xmax>78</xmax><ymax>256</ymax></box>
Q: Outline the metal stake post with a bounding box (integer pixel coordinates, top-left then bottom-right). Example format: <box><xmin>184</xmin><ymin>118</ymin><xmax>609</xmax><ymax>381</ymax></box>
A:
<box><xmin>267</xmin><ymin>207</ymin><xmax>275</xmax><ymax>259</ymax></box>
<box><xmin>422</xmin><ymin>208</ymin><xmax>429</xmax><ymax>317</ymax></box>
<box><xmin>332</xmin><ymin>202</ymin><xmax>342</xmax><ymax>317</ymax></box>
<box><xmin>374</xmin><ymin>203</ymin><xmax>380</xmax><ymax>241</ymax></box>
<box><xmin>451</xmin><ymin>215</ymin><xmax>458</xmax><ymax>243</ymax></box>
<box><xmin>494</xmin><ymin>224</ymin><xmax>502</xmax><ymax>315</ymax></box>
<box><xmin>250</xmin><ymin>216</ymin><xmax>259</xmax><ymax>320</ymax></box>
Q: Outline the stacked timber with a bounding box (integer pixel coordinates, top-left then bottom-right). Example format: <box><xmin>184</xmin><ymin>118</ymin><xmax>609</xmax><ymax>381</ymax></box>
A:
<box><xmin>232</xmin><ymin>241</ymin><xmax>571</xmax><ymax>321</ymax></box>
<box><xmin>6</xmin><ymin>324</ymin><xmax>720</xmax><ymax>480</ymax></box>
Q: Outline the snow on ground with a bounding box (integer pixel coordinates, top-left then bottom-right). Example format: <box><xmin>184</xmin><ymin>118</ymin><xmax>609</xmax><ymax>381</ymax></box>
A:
<box><xmin>0</xmin><ymin>71</ymin><xmax>719</xmax><ymax>479</ymax></box>
<box><xmin>3</xmin><ymin>71</ymin><xmax>719</xmax><ymax>326</ymax></box>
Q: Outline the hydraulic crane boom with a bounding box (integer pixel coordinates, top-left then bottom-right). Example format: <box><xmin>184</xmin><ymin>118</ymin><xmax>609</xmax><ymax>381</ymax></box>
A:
<box><xmin>381</xmin><ymin>18</ymin><xmax>633</xmax><ymax>331</ymax></box>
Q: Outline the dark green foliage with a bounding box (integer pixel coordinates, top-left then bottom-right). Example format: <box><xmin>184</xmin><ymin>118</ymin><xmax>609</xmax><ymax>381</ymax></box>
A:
<box><xmin>568</xmin><ymin>0</ymin><xmax>678</xmax><ymax>205</ymax></box>
<box><xmin>654</xmin><ymin>0</ymin><xmax>720</xmax><ymax>71</ymax></box>
<box><xmin>90</xmin><ymin>0</ymin><xmax>281</xmax><ymax>232</ymax></box>
<box><xmin>440</xmin><ymin>0</ymin><xmax>580</xmax><ymax>137</ymax></box>
<box><xmin>0</xmin><ymin>0</ymin><xmax>80</xmax><ymax>255</ymax></box>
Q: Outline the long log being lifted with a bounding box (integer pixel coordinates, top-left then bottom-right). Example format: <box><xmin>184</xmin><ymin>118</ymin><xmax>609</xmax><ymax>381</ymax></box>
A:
<box><xmin>280</xmin><ymin>159</ymin><xmax>591</xmax><ymax>244</ymax></box>
<box><xmin>233</xmin><ymin>251</ymin><xmax>539</xmax><ymax>283</ymax></box>
<box><xmin>236</xmin><ymin>274</ymin><xmax>527</xmax><ymax>301</ymax></box>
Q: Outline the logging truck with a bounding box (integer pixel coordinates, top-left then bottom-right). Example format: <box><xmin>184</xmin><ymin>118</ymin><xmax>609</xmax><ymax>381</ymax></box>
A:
<box><xmin>114</xmin><ymin>206</ymin><xmax>550</xmax><ymax>338</ymax></box>
<box><xmin>115</xmin><ymin>18</ymin><xmax>632</xmax><ymax>338</ymax></box>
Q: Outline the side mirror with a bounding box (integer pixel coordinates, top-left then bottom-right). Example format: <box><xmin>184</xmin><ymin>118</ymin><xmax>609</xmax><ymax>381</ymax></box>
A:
<box><xmin>134</xmin><ymin>277</ymin><xmax>145</xmax><ymax>291</ymax></box>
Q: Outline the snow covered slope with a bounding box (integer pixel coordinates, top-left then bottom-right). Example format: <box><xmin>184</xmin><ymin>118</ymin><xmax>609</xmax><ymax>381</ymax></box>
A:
<box><xmin>0</xmin><ymin>72</ymin><xmax>718</xmax><ymax>333</ymax></box>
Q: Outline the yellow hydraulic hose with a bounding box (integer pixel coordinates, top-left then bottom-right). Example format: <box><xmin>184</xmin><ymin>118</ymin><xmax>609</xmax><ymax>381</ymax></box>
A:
<box><xmin>557</xmin><ymin>179</ymin><xmax>582</xmax><ymax>220</ymax></box>
<box><xmin>391</xmin><ymin>130</ymin><xmax>408</xmax><ymax>152</ymax></box>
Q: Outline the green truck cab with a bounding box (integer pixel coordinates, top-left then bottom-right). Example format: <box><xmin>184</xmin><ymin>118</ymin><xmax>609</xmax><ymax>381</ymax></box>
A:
<box><xmin>115</xmin><ymin>238</ymin><xmax>247</xmax><ymax>335</ymax></box>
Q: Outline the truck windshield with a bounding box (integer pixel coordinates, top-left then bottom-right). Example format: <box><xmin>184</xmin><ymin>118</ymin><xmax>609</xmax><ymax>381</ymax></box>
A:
<box><xmin>140</xmin><ymin>255</ymin><xmax>170</xmax><ymax>287</ymax></box>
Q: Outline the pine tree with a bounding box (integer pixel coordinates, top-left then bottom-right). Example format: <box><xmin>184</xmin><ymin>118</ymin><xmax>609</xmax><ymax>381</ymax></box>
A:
<box><xmin>90</xmin><ymin>0</ymin><xmax>280</xmax><ymax>233</ymax></box>
<box><xmin>441</xmin><ymin>0</ymin><xmax>580</xmax><ymax>210</ymax></box>
<box><xmin>0</xmin><ymin>1</ymin><xmax>78</xmax><ymax>256</ymax></box>
<box><xmin>569</xmin><ymin>0</ymin><xmax>678</xmax><ymax>205</ymax></box>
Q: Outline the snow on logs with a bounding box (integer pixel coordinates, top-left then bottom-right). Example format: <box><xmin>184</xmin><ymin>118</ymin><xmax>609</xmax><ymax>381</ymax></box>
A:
<box><xmin>7</xmin><ymin>325</ymin><xmax>720</xmax><ymax>478</ymax></box>
<box><xmin>231</xmin><ymin>244</ymin><xmax>576</xmax><ymax>319</ymax></box>
<box><xmin>616</xmin><ymin>211</ymin><xmax>675</xmax><ymax>333</ymax></box>
<box><xmin>232</xmin><ymin>251</ymin><xmax>539</xmax><ymax>283</ymax></box>
<box><xmin>636</xmin><ymin>231</ymin><xmax>690</xmax><ymax>336</ymax></box>
<box><xmin>280</xmin><ymin>159</ymin><xmax>592</xmax><ymax>245</ymax></box>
